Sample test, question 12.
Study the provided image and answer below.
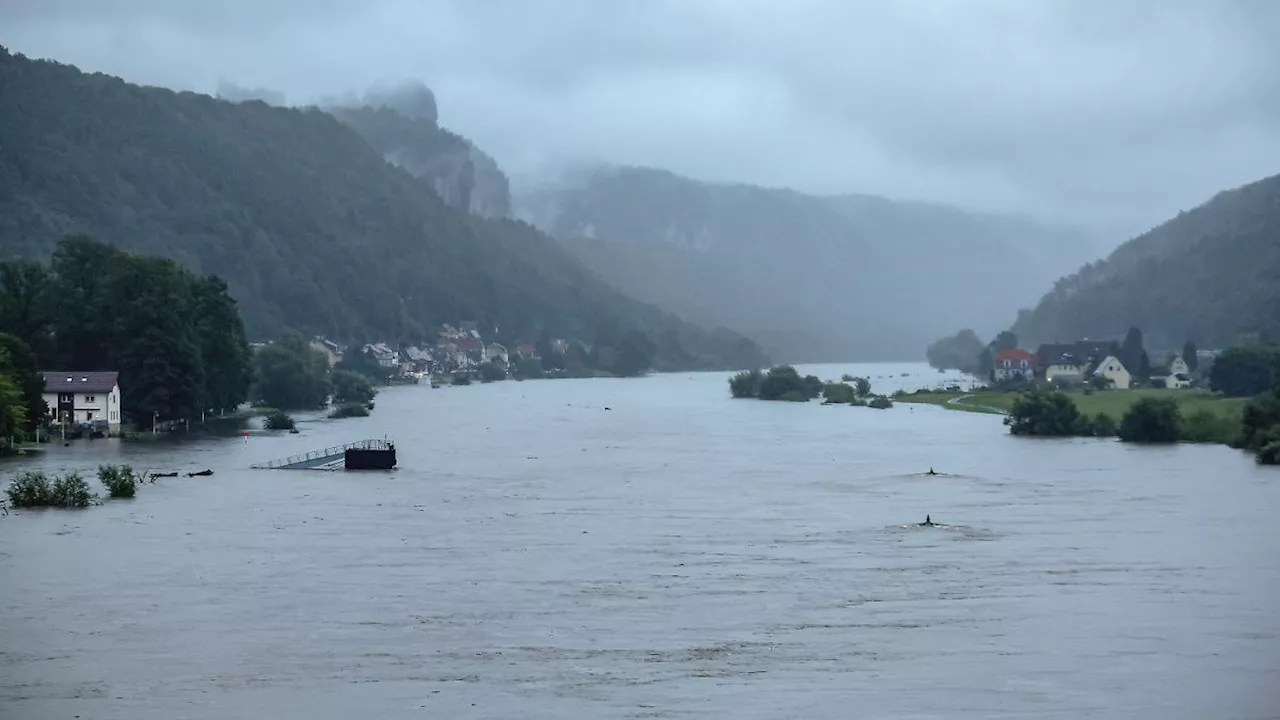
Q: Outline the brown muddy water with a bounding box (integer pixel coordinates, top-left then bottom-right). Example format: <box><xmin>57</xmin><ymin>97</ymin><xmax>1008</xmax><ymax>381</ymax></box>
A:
<box><xmin>1</xmin><ymin>364</ymin><xmax>1278</xmax><ymax>719</ymax></box>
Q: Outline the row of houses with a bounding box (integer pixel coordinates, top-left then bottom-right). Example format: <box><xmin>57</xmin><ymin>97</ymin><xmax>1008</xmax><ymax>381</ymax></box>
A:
<box><xmin>312</xmin><ymin>326</ymin><xmax>566</xmax><ymax>379</ymax></box>
<box><xmin>993</xmin><ymin>341</ymin><xmax>1204</xmax><ymax>390</ymax></box>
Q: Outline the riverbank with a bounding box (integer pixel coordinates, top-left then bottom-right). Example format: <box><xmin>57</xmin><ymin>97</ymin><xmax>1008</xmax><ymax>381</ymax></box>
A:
<box><xmin>898</xmin><ymin>388</ymin><xmax>1249</xmax><ymax>421</ymax></box>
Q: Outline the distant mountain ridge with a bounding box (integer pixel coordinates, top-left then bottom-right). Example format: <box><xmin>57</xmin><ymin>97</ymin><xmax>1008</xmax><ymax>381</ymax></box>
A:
<box><xmin>516</xmin><ymin>166</ymin><xmax>1106</xmax><ymax>362</ymax></box>
<box><xmin>0</xmin><ymin>48</ymin><xmax>764</xmax><ymax>371</ymax></box>
<box><xmin>1010</xmin><ymin>173</ymin><xmax>1280</xmax><ymax>350</ymax></box>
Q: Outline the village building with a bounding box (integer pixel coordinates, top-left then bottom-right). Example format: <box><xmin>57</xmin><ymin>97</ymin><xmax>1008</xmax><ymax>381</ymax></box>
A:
<box><xmin>993</xmin><ymin>348</ymin><xmax>1035</xmax><ymax>380</ymax></box>
<box><xmin>1093</xmin><ymin>355</ymin><xmax>1132</xmax><ymax>390</ymax></box>
<box><xmin>485</xmin><ymin>343</ymin><xmax>509</xmax><ymax>365</ymax></box>
<box><xmin>41</xmin><ymin>371</ymin><xmax>123</xmax><ymax>436</ymax></box>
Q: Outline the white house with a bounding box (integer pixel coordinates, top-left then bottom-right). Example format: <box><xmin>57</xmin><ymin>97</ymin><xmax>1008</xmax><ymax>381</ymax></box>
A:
<box><xmin>42</xmin><ymin>371</ymin><xmax>122</xmax><ymax>436</ymax></box>
<box><xmin>1045</xmin><ymin>361</ymin><xmax>1084</xmax><ymax>384</ymax></box>
<box><xmin>1093</xmin><ymin>356</ymin><xmax>1132</xmax><ymax>390</ymax></box>
<box><xmin>1168</xmin><ymin>356</ymin><xmax>1190</xmax><ymax>377</ymax></box>
<box><xmin>485</xmin><ymin>343</ymin><xmax>509</xmax><ymax>365</ymax></box>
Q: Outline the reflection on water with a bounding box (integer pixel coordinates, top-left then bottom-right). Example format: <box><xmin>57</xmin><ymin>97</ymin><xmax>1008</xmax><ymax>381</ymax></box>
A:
<box><xmin>1</xmin><ymin>363</ymin><xmax>1277</xmax><ymax>719</ymax></box>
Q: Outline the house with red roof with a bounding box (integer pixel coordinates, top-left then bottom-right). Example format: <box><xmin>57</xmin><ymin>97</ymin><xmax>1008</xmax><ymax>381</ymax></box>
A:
<box><xmin>993</xmin><ymin>349</ymin><xmax>1036</xmax><ymax>381</ymax></box>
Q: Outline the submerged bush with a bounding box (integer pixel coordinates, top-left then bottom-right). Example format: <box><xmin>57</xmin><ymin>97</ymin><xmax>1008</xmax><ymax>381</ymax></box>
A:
<box><xmin>1118</xmin><ymin>398</ymin><xmax>1181</xmax><ymax>443</ymax></box>
<box><xmin>99</xmin><ymin>465</ymin><xmax>137</xmax><ymax>499</ymax></box>
<box><xmin>779</xmin><ymin>390</ymin><xmax>808</xmax><ymax>402</ymax></box>
<box><xmin>729</xmin><ymin>369</ymin><xmax>763</xmax><ymax>398</ymax></box>
<box><xmin>264</xmin><ymin>411</ymin><xmax>296</xmax><ymax>431</ymax></box>
<box><xmin>821</xmin><ymin>382</ymin><xmax>856</xmax><ymax>404</ymax></box>
<box><xmin>1091</xmin><ymin>413</ymin><xmax>1118</xmax><ymax>437</ymax></box>
<box><xmin>1004</xmin><ymin>390</ymin><xmax>1086</xmax><ymax>437</ymax></box>
<box><xmin>6</xmin><ymin>471</ymin><xmax>53</xmax><ymax>507</ymax></box>
<box><xmin>329</xmin><ymin>403</ymin><xmax>370</xmax><ymax>419</ymax></box>
<box><xmin>50</xmin><ymin>473</ymin><xmax>95</xmax><ymax>507</ymax></box>
<box><xmin>868</xmin><ymin>396</ymin><xmax>893</xmax><ymax>410</ymax></box>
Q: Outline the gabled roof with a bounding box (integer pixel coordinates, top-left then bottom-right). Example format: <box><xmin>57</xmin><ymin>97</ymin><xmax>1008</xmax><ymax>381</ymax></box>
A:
<box><xmin>1096</xmin><ymin>355</ymin><xmax>1128</xmax><ymax>373</ymax></box>
<box><xmin>42</xmin><ymin>371</ymin><xmax>119</xmax><ymax>393</ymax></box>
<box><xmin>994</xmin><ymin>348</ymin><xmax>1034</xmax><ymax>365</ymax></box>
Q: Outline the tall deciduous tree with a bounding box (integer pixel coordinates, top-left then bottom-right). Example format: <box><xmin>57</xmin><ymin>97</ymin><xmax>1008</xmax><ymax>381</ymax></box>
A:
<box><xmin>193</xmin><ymin>276</ymin><xmax>253</xmax><ymax>415</ymax></box>
<box><xmin>0</xmin><ymin>260</ymin><xmax>55</xmax><ymax>367</ymax></box>
<box><xmin>0</xmin><ymin>334</ymin><xmax>46</xmax><ymax>434</ymax></box>
<box><xmin>254</xmin><ymin>329</ymin><xmax>332</xmax><ymax>410</ymax></box>
<box><xmin>1182</xmin><ymin>341</ymin><xmax>1199</xmax><ymax>373</ymax></box>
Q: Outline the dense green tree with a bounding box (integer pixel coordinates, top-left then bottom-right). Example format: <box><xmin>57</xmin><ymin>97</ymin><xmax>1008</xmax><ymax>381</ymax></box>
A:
<box><xmin>822</xmin><ymin>383</ymin><xmax>856</xmax><ymax>404</ymax></box>
<box><xmin>757</xmin><ymin>365</ymin><xmax>821</xmax><ymax>401</ymax></box>
<box><xmin>193</xmin><ymin>277</ymin><xmax>252</xmax><ymax>415</ymax></box>
<box><xmin>926</xmin><ymin>329</ymin><xmax>986</xmax><ymax>373</ymax></box>
<box><xmin>1118</xmin><ymin>398</ymin><xmax>1182</xmax><ymax>443</ymax></box>
<box><xmin>51</xmin><ymin>235</ymin><xmax>118</xmax><ymax>373</ymax></box>
<box><xmin>1182</xmin><ymin>341</ymin><xmax>1199</xmax><ymax>373</ymax></box>
<box><xmin>254</xmin><ymin>330</ymin><xmax>332</xmax><ymax>410</ymax></box>
<box><xmin>103</xmin><ymin>254</ymin><xmax>206</xmax><ymax>422</ymax></box>
<box><xmin>729</xmin><ymin>369</ymin><xmax>763</xmax><ymax>398</ymax></box>
<box><xmin>331</xmin><ymin>370</ymin><xmax>376</xmax><ymax>406</ymax></box>
<box><xmin>854</xmin><ymin>377</ymin><xmax>872</xmax><ymax>397</ymax></box>
<box><xmin>0</xmin><ymin>260</ymin><xmax>55</xmax><ymax>366</ymax></box>
<box><xmin>1119</xmin><ymin>327</ymin><xmax>1146</xmax><ymax>377</ymax></box>
<box><xmin>1210</xmin><ymin>344</ymin><xmax>1279</xmax><ymax>397</ymax></box>
<box><xmin>989</xmin><ymin>331</ymin><xmax>1018</xmax><ymax>354</ymax></box>
<box><xmin>0</xmin><ymin>334</ymin><xmax>46</xmax><ymax>434</ymax></box>
<box><xmin>0</xmin><ymin>355</ymin><xmax>26</xmax><ymax>447</ymax></box>
<box><xmin>1004</xmin><ymin>390</ymin><xmax>1088</xmax><ymax>436</ymax></box>
<box><xmin>479</xmin><ymin>361</ymin><xmax>507</xmax><ymax>382</ymax></box>
<box><xmin>336</xmin><ymin>347</ymin><xmax>390</xmax><ymax>383</ymax></box>
<box><xmin>512</xmin><ymin>356</ymin><xmax>545</xmax><ymax>380</ymax></box>
<box><xmin>1239</xmin><ymin>380</ymin><xmax>1280</xmax><ymax>453</ymax></box>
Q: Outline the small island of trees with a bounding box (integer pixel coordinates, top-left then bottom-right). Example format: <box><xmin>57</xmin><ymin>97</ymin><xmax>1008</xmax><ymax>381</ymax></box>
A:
<box><xmin>729</xmin><ymin>366</ymin><xmax>891</xmax><ymax>408</ymax></box>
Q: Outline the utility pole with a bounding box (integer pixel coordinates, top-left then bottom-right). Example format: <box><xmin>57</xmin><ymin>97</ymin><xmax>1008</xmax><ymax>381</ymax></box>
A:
<box><xmin>152</xmin><ymin>411</ymin><xmax>158</xmax><ymax>435</ymax></box>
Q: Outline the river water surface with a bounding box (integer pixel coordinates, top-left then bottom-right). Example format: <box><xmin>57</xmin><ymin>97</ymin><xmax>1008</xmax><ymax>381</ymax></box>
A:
<box><xmin>2</xmin><ymin>364</ymin><xmax>1278</xmax><ymax>719</ymax></box>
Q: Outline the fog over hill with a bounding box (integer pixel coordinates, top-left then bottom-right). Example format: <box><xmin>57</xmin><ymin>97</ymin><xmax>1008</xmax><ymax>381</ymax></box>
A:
<box><xmin>516</xmin><ymin>166</ymin><xmax>1110</xmax><ymax>361</ymax></box>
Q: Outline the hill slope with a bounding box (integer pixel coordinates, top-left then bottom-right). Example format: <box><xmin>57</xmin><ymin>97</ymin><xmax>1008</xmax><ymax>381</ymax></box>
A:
<box><xmin>0</xmin><ymin>48</ymin><xmax>763</xmax><ymax>370</ymax></box>
<box><xmin>1011</xmin><ymin>173</ymin><xmax>1280</xmax><ymax>350</ymax></box>
<box><xmin>517</xmin><ymin>166</ymin><xmax>1104</xmax><ymax>361</ymax></box>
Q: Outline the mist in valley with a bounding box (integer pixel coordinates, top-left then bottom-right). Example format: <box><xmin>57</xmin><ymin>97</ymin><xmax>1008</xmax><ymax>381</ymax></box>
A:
<box><xmin>5</xmin><ymin>0</ymin><xmax>1279</xmax><ymax>360</ymax></box>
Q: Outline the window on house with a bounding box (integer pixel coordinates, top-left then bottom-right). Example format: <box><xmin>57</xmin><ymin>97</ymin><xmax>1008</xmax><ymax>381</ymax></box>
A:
<box><xmin>86</xmin><ymin>395</ymin><xmax>95</xmax><ymax>403</ymax></box>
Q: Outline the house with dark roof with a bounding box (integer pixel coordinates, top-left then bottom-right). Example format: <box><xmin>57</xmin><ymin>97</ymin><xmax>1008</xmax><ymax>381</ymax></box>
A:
<box><xmin>1034</xmin><ymin>340</ymin><xmax>1121</xmax><ymax>383</ymax></box>
<box><xmin>41</xmin><ymin>371</ymin><xmax>123</xmax><ymax>435</ymax></box>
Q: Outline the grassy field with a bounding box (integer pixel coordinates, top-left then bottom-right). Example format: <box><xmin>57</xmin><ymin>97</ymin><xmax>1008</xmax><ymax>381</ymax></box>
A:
<box><xmin>898</xmin><ymin>388</ymin><xmax>1250</xmax><ymax>421</ymax></box>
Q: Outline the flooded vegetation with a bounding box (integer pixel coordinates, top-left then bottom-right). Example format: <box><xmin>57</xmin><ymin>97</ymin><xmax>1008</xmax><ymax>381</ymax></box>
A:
<box><xmin>2</xmin><ymin>366</ymin><xmax>1277</xmax><ymax>718</ymax></box>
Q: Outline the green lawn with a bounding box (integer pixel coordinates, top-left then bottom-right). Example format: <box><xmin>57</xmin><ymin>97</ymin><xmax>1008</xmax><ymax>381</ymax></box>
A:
<box><xmin>899</xmin><ymin>388</ymin><xmax>1249</xmax><ymax>421</ymax></box>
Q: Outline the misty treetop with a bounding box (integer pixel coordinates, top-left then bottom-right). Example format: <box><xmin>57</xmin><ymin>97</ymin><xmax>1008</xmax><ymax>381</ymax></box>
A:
<box><xmin>0</xmin><ymin>48</ymin><xmax>764</xmax><ymax>373</ymax></box>
<box><xmin>0</xmin><ymin>236</ymin><xmax>253</xmax><ymax>425</ymax></box>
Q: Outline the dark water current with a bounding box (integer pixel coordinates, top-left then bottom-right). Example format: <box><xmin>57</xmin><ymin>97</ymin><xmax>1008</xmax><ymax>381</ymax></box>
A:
<box><xmin>2</xmin><ymin>364</ymin><xmax>1277</xmax><ymax>719</ymax></box>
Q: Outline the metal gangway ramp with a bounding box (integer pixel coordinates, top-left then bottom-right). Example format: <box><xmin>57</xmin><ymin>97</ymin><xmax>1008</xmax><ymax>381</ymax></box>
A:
<box><xmin>251</xmin><ymin>439</ymin><xmax>393</xmax><ymax>471</ymax></box>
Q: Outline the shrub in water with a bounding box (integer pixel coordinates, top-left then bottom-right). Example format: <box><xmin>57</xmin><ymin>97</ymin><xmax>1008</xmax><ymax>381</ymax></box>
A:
<box><xmin>821</xmin><ymin>382</ymin><xmax>856</xmax><ymax>404</ymax></box>
<box><xmin>264</xmin><ymin>411</ymin><xmax>296</xmax><ymax>431</ymax></box>
<box><xmin>49</xmin><ymin>472</ymin><xmax>95</xmax><ymax>508</ymax></box>
<box><xmin>728</xmin><ymin>369</ymin><xmax>763</xmax><ymax>398</ymax></box>
<box><xmin>779</xmin><ymin>390</ymin><xmax>809</xmax><ymax>402</ymax></box>
<box><xmin>99</xmin><ymin>464</ymin><xmax>137</xmax><ymax>499</ymax></box>
<box><xmin>1118</xmin><ymin>398</ymin><xmax>1181</xmax><ymax>443</ymax></box>
<box><xmin>329</xmin><ymin>403</ymin><xmax>370</xmax><ymax>419</ymax></box>
<box><xmin>869</xmin><ymin>396</ymin><xmax>893</xmax><ymax>410</ymax></box>
<box><xmin>6</xmin><ymin>471</ymin><xmax>53</xmax><ymax>507</ymax></box>
<box><xmin>1091</xmin><ymin>413</ymin><xmax>1118</xmax><ymax>437</ymax></box>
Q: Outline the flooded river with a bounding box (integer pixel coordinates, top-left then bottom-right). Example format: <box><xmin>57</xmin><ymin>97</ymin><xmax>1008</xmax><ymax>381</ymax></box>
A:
<box><xmin>2</xmin><ymin>364</ymin><xmax>1278</xmax><ymax>719</ymax></box>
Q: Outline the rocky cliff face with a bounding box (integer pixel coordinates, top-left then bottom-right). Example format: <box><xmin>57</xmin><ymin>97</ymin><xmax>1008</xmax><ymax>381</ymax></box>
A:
<box><xmin>327</xmin><ymin>87</ymin><xmax>510</xmax><ymax>219</ymax></box>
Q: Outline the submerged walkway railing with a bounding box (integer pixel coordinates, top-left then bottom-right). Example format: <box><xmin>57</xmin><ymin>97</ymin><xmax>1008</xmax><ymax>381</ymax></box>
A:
<box><xmin>251</xmin><ymin>439</ymin><xmax>394</xmax><ymax>470</ymax></box>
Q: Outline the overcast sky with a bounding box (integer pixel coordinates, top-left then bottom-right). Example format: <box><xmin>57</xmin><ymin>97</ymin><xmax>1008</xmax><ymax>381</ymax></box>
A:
<box><xmin>4</xmin><ymin>0</ymin><xmax>1279</xmax><ymax>235</ymax></box>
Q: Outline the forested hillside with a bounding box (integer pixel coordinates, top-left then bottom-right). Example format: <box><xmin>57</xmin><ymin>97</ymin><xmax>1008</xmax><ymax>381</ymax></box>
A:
<box><xmin>1011</xmin><ymin>173</ymin><xmax>1280</xmax><ymax>349</ymax></box>
<box><xmin>516</xmin><ymin>166</ymin><xmax>1104</xmax><ymax>362</ymax></box>
<box><xmin>0</xmin><ymin>48</ymin><xmax>764</xmax><ymax>371</ymax></box>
